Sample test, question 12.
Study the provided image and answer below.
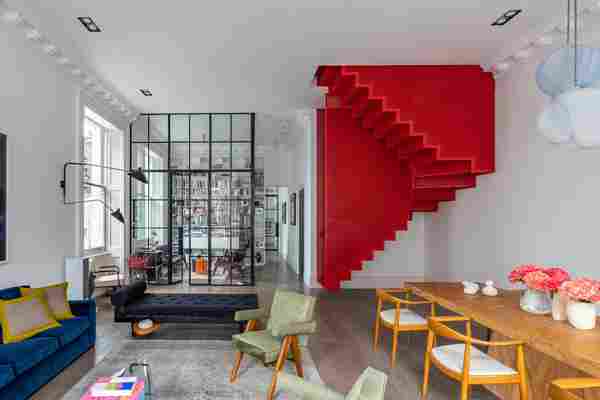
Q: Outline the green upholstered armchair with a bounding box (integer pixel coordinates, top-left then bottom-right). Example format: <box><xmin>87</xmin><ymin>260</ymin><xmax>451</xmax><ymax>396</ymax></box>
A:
<box><xmin>278</xmin><ymin>367</ymin><xmax>388</xmax><ymax>400</ymax></box>
<box><xmin>230</xmin><ymin>289</ymin><xmax>317</xmax><ymax>400</ymax></box>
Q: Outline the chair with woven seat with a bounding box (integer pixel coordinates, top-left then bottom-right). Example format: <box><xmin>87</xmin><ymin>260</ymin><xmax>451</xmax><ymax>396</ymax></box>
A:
<box><xmin>373</xmin><ymin>288</ymin><xmax>435</xmax><ymax>367</ymax></box>
<box><xmin>230</xmin><ymin>289</ymin><xmax>317</xmax><ymax>400</ymax></box>
<box><xmin>422</xmin><ymin>316</ymin><xmax>528</xmax><ymax>400</ymax></box>
<box><xmin>549</xmin><ymin>378</ymin><xmax>600</xmax><ymax>400</ymax></box>
<box><xmin>90</xmin><ymin>253</ymin><xmax>122</xmax><ymax>293</ymax></box>
<box><xmin>278</xmin><ymin>366</ymin><xmax>387</xmax><ymax>400</ymax></box>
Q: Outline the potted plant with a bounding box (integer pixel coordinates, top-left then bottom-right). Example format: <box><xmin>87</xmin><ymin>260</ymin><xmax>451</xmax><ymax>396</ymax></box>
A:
<box><xmin>560</xmin><ymin>278</ymin><xmax>600</xmax><ymax>330</ymax></box>
<box><xmin>509</xmin><ymin>265</ymin><xmax>552</xmax><ymax>314</ymax></box>
<box><xmin>509</xmin><ymin>265</ymin><xmax>571</xmax><ymax>317</ymax></box>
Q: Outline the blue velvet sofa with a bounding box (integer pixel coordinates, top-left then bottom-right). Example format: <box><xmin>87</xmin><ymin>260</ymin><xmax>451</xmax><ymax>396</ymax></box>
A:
<box><xmin>0</xmin><ymin>286</ymin><xmax>96</xmax><ymax>400</ymax></box>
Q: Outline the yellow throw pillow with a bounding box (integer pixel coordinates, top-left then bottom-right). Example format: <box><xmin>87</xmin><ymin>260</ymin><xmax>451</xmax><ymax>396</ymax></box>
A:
<box><xmin>21</xmin><ymin>282</ymin><xmax>75</xmax><ymax>320</ymax></box>
<box><xmin>0</xmin><ymin>295</ymin><xmax>61</xmax><ymax>343</ymax></box>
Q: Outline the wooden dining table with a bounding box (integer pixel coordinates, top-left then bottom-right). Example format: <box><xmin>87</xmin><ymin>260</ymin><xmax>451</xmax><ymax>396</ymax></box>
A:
<box><xmin>406</xmin><ymin>282</ymin><xmax>600</xmax><ymax>400</ymax></box>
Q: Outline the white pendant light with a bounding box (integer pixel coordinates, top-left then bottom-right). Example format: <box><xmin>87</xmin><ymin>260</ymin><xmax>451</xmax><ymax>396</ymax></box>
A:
<box><xmin>538</xmin><ymin>100</ymin><xmax>574</xmax><ymax>144</ymax></box>
<box><xmin>558</xmin><ymin>87</ymin><xmax>600</xmax><ymax>147</ymax></box>
<box><xmin>536</xmin><ymin>0</ymin><xmax>600</xmax><ymax>148</ymax></box>
<box><xmin>536</xmin><ymin>47</ymin><xmax>600</xmax><ymax>97</ymax></box>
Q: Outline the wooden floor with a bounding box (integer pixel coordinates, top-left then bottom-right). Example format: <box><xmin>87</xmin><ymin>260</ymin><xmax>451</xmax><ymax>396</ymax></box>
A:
<box><xmin>32</xmin><ymin>254</ymin><xmax>498</xmax><ymax>400</ymax></box>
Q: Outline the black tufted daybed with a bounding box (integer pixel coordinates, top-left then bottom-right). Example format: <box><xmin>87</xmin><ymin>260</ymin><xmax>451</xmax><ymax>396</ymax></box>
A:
<box><xmin>110</xmin><ymin>281</ymin><xmax>259</xmax><ymax>336</ymax></box>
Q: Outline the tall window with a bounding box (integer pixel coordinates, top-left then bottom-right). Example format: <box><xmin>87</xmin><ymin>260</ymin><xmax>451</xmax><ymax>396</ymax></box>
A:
<box><xmin>132</xmin><ymin>147</ymin><xmax>166</xmax><ymax>246</ymax></box>
<box><xmin>83</xmin><ymin>108</ymin><xmax>123</xmax><ymax>252</ymax></box>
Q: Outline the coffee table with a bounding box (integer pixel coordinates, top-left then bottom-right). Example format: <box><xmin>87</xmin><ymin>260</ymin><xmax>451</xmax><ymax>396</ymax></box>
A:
<box><xmin>79</xmin><ymin>361</ymin><xmax>152</xmax><ymax>399</ymax></box>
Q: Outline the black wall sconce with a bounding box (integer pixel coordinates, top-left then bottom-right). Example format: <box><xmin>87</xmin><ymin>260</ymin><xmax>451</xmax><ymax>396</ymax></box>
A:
<box><xmin>60</xmin><ymin>161</ymin><xmax>148</xmax><ymax>223</ymax></box>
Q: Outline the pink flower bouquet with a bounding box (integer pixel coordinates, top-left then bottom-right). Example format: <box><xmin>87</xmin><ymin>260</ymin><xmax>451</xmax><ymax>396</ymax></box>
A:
<box><xmin>508</xmin><ymin>265</ymin><xmax>541</xmax><ymax>284</ymax></box>
<box><xmin>523</xmin><ymin>270</ymin><xmax>551</xmax><ymax>292</ymax></box>
<box><xmin>544</xmin><ymin>267</ymin><xmax>571</xmax><ymax>292</ymax></box>
<box><xmin>560</xmin><ymin>278</ymin><xmax>600</xmax><ymax>303</ymax></box>
<box><xmin>509</xmin><ymin>265</ymin><xmax>570</xmax><ymax>293</ymax></box>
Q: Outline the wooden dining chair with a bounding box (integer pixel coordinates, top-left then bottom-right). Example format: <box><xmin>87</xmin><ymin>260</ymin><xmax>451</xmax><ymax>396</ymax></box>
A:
<box><xmin>373</xmin><ymin>288</ymin><xmax>435</xmax><ymax>367</ymax></box>
<box><xmin>422</xmin><ymin>316</ymin><xmax>528</xmax><ymax>400</ymax></box>
<box><xmin>549</xmin><ymin>378</ymin><xmax>600</xmax><ymax>400</ymax></box>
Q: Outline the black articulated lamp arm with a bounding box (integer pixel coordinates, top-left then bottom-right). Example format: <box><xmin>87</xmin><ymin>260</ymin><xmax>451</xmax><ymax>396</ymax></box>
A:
<box><xmin>60</xmin><ymin>161</ymin><xmax>148</xmax><ymax>201</ymax></box>
<box><xmin>60</xmin><ymin>162</ymin><xmax>147</xmax><ymax>224</ymax></box>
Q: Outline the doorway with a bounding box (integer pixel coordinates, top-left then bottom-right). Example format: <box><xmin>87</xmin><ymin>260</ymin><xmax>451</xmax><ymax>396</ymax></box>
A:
<box><xmin>298</xmin><ymin>188</ymin><xmax>304</xmax><ymax>282</ymax></box>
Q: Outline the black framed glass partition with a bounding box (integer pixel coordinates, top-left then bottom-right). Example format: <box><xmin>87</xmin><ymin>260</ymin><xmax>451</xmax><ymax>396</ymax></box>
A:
<box><xmin>130</xmin><ymin>113</ymin><xmax>255</xmax><ymax>286</ymax></box>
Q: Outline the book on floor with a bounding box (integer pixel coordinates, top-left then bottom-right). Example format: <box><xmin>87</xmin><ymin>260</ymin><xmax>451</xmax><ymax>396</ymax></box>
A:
<box><xmin>90</xmin><ymin>377</ymin><xmax>137</xmax><ymax>397</ymax></box>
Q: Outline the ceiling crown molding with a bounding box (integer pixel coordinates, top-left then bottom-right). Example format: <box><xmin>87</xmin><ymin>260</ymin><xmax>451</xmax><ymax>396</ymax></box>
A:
<box><xmin>484</xmin><ymin>1</ymin><xmax>600</xmax><ymax>79</ymax></box>
<box><xmin>0</xmin><ymin>0</ymin><xmax>138</xmax><ymax>122</ymax></box>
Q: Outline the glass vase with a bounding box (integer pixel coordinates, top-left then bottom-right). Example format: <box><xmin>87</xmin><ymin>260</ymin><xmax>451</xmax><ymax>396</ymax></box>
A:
<box><xmin>520</xmin><ymin>288</ymin><xmax>552</xmax><ymax>315</ymax></box>
<box><xmin>551</xmin><ymin>292</ymin><xmax>568</xmax><ymax>321</ymax></box>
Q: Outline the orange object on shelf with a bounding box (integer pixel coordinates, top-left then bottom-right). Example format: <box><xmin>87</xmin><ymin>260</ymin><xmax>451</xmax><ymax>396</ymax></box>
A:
<box><xmin>195</xmin><ymin>257</ymin><xmax>207</xmax><ymax>273</ymax></box>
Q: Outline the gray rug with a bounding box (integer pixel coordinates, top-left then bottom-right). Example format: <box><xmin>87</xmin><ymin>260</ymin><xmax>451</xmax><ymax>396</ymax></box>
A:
<box><xmin>63</xmin><ymin>340</ymin><xmax>323</xmax><ymax>400</ymax></box>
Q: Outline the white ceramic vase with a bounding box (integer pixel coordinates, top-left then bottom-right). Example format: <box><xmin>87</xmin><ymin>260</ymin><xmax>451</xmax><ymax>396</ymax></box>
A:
<box><xmin>551</xmin><ymin>292</ymin><xmax>568</xmax><ymax>321</ymax></box>
<box><xmin>566</xmin><ymin>300</ymin><xmax>597</xmax><ymax>330</ymax></box>
<box><xmin>520</xmin><ymin>289</ymin><xmax>552</xmax><ymax>315</ymax></box>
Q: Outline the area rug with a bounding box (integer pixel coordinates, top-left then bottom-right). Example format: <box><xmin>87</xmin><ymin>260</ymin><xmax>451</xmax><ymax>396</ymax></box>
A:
<box><xmin>63</xmin><ymin>340</ymin><xmax>322</xmax><ymax>400</ymax></box>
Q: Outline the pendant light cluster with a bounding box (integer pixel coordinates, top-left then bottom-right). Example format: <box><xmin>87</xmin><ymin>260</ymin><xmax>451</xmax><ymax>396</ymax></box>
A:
<box><xmin>0</xmin><ymin>1</ymin><xmax>137</xmax><ymax>121</ymax></box>
<box><xmin>536</xmin><ymin>0</ymin><xmax>600</xmax><ymax>147</ymax></box>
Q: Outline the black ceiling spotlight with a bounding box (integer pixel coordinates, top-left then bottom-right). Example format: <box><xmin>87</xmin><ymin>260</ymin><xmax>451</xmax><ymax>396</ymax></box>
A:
<box><xmin>492</xmin><ymin>9</ymin><xmax>523</xmax><ymax>26</ymax></box>
<box><xmin>77</xmin><ymin>17</ymin><xmax>101</xmax><ymax>32</ymax></box>
<box><xmin>140</xmin><ymin>89</ymin><xmax>153</xmax><ymax>96</ymax></box>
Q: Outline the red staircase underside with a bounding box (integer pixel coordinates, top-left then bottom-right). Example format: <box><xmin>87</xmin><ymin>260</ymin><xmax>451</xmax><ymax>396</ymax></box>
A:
<box><xmin>316</xmin><ymin>66</ymin><xmax>495</xmax><ymax>290</ymax></box>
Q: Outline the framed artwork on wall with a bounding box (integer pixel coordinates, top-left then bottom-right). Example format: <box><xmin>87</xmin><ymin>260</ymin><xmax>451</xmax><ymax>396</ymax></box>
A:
<box><xmin>0</xmin><ymin>133</ymin><xmax>6</xmax><ymax>263</ymax></box>
<box><xmin>290</xmin><ymin>193</ymin><xmax>297</xmax><ymax>226</ymax></box>
<box><xmin>282</xmin><ymin>201</ymin><xmax>287</xmax><ymax>224</ymax></box>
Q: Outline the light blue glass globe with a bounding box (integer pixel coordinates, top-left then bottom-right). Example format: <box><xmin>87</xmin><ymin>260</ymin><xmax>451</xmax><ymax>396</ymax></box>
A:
<box><xmin>536</xmin><ymin>47</ymin><xmax>600</xmax><ymax>98</ymax></box>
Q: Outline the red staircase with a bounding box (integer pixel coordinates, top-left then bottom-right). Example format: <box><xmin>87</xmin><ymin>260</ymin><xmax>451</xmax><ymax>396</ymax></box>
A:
<box><xmin>315</xmin><ymin>66</ymin><xmax>495</xmax><ymax>290</ymax></box>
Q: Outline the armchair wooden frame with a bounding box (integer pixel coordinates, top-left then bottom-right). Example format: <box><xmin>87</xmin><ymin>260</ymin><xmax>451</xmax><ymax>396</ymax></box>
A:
<box><xmin>230</xmin><ymin>316</ymin><xmax>307</xmax><ymax>400</ymax></box>
<box><xmin>549</xmin><ymin>378</ymin><xmax>600</xmax><ymax>400</ymax></box>
<box><xmin>374</xmin><ymin>288</ymin><xmax>435</xmax><ymax>367</ymax></box>
<box><xmin>422</xmin><ymin>316</ymin><xmax>528</xmax><ymax>400</ymax></box>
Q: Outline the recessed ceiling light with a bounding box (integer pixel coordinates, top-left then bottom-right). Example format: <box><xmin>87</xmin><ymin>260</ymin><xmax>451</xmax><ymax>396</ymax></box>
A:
<box><xmin>77</xmin><ymin>17</ymin><xmax>101</xmax><ymax>32</ymax></box>
<box><xmin>140</xmin><ymin>89</ymin><xmax>152</xmax><ymax>96</ymax></box>
<box><xmin>492</xmin><ymin>9</ymin><xmax>522</xmax><ymax>26</ymax></box>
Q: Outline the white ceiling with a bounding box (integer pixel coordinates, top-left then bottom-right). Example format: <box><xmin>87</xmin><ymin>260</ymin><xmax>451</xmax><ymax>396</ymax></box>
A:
<box><xmin>9</xmin><ymin>0</ymin><xmax>569</xmax><ymax>113</ymax></box>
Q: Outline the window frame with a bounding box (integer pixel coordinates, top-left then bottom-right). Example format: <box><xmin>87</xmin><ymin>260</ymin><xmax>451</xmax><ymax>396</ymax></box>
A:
<box><xmin>82</xmin><ymin>107</ymin><xmax>123</xmax><ymax>254</ymax></box>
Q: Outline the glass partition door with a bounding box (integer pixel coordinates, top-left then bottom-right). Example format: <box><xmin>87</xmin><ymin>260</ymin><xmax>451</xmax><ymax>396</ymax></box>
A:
<box><xmin>130</xmin><ymin>113</ymin><xmax>255</xmax><ymax>286</ymax></box>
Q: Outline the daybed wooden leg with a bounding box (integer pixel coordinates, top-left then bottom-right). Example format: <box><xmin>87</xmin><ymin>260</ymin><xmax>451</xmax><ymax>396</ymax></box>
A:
<box><xmin>267</xmin><ymin>336</ymin><xmax>292</xmax><ymax>400</ymax></box>
<box><xmin>230</xmin><ymin>352</ymin><xmax>244</xmax><ymax>383</ymax></box>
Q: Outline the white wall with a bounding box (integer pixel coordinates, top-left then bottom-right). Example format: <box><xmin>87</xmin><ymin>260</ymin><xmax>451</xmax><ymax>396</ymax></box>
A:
<box><xmin>0</xmin><ymin>23</ymin><xmax>78</xmax><ymax>287</ymax></box>
<box><xmin>0</xmin><ymin>21</ymin><xmax>129</xmax><ymax>288</ymax></box>
<box><xmin>261</xmin><ymin>146</ymin><xmax>290</xmax><ymax>187</ymax></box>
<box><xmin>343</xmin><ymin>214</ymin><xmax>426</xmax><ymax>288</ymax></box>
<box><xmin>425</xmin><ymin>49</ymin><xmax>600</xmax><ymax>287</ymax></box>
<box><xmin>282</xmin><ymin>109</ymin><xmax>319</xmax><ymax>287</ymax></box>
